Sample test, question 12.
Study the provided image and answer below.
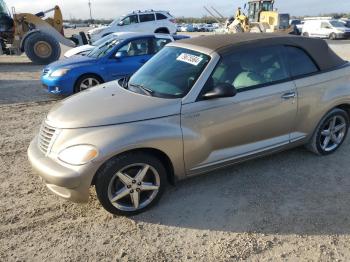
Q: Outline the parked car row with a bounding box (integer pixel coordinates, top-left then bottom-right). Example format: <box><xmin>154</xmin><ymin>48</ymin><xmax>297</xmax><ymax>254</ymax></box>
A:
<box><xmin>177</xmin><ymin>23</ymin><xmax>220</xmax><ymax>32</ymax></box>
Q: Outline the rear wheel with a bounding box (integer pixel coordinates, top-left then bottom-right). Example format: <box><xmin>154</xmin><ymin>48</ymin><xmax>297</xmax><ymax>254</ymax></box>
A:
<box><xmin>24</xmin><ymin>32</ymin><xmax>61</xmax><ymax>64</ymax></box>
<box><xmin>95</xmin><ymin>152</ymin><xmax>167</xmax><ymax>216</ymax></box>
<box><xmin>307</xmin><ymin>109</ymin><xmax>349</xmax><ymax>155</ymax></box>
<box><xmin>74</xmin><ymin>74</ymin><xmax>102</xmax><ymax>93</ymax></box>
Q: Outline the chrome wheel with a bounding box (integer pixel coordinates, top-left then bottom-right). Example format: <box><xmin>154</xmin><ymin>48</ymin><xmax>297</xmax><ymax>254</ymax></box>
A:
<box><xmin>79</xmin><ymin>77</ymin><xmax>100</xmax><ymax>91</ymax></box>
<box><xmin>319</xmin><ymin>115</ymin><xmax>347</xmax><ymax>152</ymax></box>
<box><xmin>107</xmin><ymin>163</ymin><xmax>160</xmax><ymax>212</ymax></box>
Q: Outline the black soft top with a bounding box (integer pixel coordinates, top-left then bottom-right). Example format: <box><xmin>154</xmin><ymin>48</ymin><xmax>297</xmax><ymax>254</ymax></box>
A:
<box><xmin>179</xmin><ymin>33</ymin><xmax>346</xmax><ymax>71</ymax></box>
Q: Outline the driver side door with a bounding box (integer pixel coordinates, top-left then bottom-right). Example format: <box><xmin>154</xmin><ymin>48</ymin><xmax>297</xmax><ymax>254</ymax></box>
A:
<box><xmin>181</xmin><ymin>45</ymin><xmax>298</xmax><ymax>175</ymax></box>
<box><xmin>103</xmin><ymin>37</ymin><xmax>154</xmax><ymax>82</ymax></box>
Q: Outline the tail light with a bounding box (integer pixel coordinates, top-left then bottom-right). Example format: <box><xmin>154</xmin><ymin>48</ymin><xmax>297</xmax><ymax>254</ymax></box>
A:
<box><xmin>169</xmin><ymin>19</ymin><xmax>177</xmax><ymax>24</ymax></box>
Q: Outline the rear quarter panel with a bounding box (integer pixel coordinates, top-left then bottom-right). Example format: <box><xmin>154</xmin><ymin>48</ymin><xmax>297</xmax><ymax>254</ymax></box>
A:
<box><xmin>295</xmin><ymin>65</ymin><xmax>350</xmax><ymax>139</ymax></box>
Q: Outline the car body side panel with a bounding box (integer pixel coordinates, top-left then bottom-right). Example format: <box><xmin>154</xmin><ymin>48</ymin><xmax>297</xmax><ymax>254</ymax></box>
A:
<box><xmin>181</xmin><ymin>81</ymin><xmax>297</xmax><ymax>175</ymax></box>
<box><xmin>294</xmin><ymin>65</ymin><xmax>350</xmax><ymax>140</ymax></box>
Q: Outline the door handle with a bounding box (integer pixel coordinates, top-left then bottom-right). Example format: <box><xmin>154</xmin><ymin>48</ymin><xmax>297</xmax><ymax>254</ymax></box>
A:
<box><xmin>281</xmin><ymin>92</ymin><xmax>296</xmax><ymax>100</ymax></box>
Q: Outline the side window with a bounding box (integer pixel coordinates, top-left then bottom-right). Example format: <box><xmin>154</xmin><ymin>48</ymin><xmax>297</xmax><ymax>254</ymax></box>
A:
<box><xmin>139</xmin><ymin>14</ymin><xmax>155</xmax><ymax>23</ymax></box>
<box><xmin>204</xmin><ymin>46</ymin><xmax>289</xmax><ymax>93</ymax></box>
<box><xmin>285</xmin><ymin>46</ymin><xmax>318</xmax><ymax>78</ymax></box>
<box><xmin>116</xmin><ymin>39</ymin><xmax>151</xmax><ymax>57</ymax></box>
<box><xmin>153</xmin><ymin>38</ymin><xmax>171</xmax><ymax>53</ymax></box>
<box><xmin>321</xmin><ymin>22</ymin><xmax>330</xmax><ymax>29</ymax></box>
<box><xmin>121</xmin><ymin>15</ymin><xmax>138</xmax><ymax>25</ymax></box>
<box><xmin>156</xmin><ymin>13</ymin><xmax>167</xmax><ymax>20</ymax></box>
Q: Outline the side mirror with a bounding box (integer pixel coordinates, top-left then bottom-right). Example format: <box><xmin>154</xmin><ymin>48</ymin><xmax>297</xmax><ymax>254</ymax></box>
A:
<box><xmin>118</xmin><ymin>21</ymin><xmax>124</xmax><ymax>26</ymax></box>
<box><xmin>202</xmin><ymin>83</ymin><xmax>237</xmax><ymax>100</ymax></box>
<box><xmin>115</xmin><ymin>51</ymin><xmax>127</xmax><ymax>59</ymax></box>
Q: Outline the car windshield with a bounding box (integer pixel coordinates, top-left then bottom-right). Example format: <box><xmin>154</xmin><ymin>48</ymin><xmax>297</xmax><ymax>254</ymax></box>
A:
<box><xmin>92</xmin><ymin>34</ymin><xmax>118</xmax><ymax>46</ymax></box>
<box><xmin>87</xmin><ymin>38</ymin><xmax>120</xmax><ymax>58</ymax></box>
<box><xmin>330</xmin><ymin>20</ymin><xmax>346</xmax><ymax>28</ymax></box>
<box><xmin>109</xmin><ymin>17</ymin><xmax>123</xmax><ymax>26</ymax></box>
<box><xmin>128</xmin><ymin>47</ymin><xmax>210</xmax><ymax>98</ymax></box>
<box><xmin>0</xmin><ymin>0</ymin><xmax>10</xmax><ymax>15</ymax></box>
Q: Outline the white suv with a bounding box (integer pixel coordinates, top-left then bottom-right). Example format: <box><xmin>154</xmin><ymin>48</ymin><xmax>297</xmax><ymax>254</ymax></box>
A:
<box><xmin>88</xmin><ymin>10</ymin><xmax>177</xmax><ymax>43</ymax></box>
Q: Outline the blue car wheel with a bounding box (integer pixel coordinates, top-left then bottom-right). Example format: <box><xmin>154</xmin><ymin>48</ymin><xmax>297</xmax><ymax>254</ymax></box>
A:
<box><xmin>74</xmin><ymin>74</ymin><xmax>103</xmax><ymax>93</ymax></box>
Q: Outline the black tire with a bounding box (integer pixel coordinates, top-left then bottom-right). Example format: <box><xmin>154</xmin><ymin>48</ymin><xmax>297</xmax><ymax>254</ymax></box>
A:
<box><xmin>155</xmin><ymin>28</ymin><xmax>170</xmax><ymax>34</ymax></box>
<box><xmin>74</xmin><ymin>74</ymin><xmax>103</xmax><ymax>93</ymax></box>
<box><xmin>24</xmin><ymin>32</ymin><xmax>61</xmax><ymax>64</ymax></box>
<box><xmin>306</xmin><ymin>109</ymin><xmax>349</xmax><ymax>155</ymax></box>
<box><xmin>329</xmin><ymin>33</ymin><xmax>337</xmax><ymax>40</ymax></box>
<box><xmin>95</xmin><ymin>152</ymin><xmax>167</xmax><ymax>216</ymax></box>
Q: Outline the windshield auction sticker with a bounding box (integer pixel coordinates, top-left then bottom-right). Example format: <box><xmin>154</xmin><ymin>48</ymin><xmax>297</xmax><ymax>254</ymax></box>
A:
<box><xmin>177</xmin><ymin>53</ymin><xmax>203</xmax><ymax>66</ymax></box>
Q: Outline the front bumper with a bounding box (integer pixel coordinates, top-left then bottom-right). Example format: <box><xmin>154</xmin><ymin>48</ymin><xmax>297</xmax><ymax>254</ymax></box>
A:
<box><xmin>335</xmin><ymin>32</ymin><xmax>350</xmax><ymax>39</ymax></box>
<box><xmin>27</xmin><ymin>137</ymin><xmax>96</xmax><ymax>203</ymax></box>
<box><xmin>41</xmin><ymin>74</ymin><xmax>75</xmax><ymax>95</ymax></box>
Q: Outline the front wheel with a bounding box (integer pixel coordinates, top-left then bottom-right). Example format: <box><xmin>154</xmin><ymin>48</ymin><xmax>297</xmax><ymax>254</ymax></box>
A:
<box><xmin>307</xmin><ymin>109</ymin><xmax>349</xmax><ymax>155</ymax></box>
<box><xmin>24</xmin><ymin>32</ymin><xmax>61</xmax><ymax>64</ymax></box>
<box><xmin>329</xmin><ymin>33</ymin><xmax>337</xmax><ymax>40</ymax></box>
<box><xmin>95</xmin><ymin>152</ymin><xmax>167</xmax><ymax>216</ymax></box>
<box><xmin>74</xmin><ymin>74</ymin><xmax>102</xmax><ymax>93</ymax></box>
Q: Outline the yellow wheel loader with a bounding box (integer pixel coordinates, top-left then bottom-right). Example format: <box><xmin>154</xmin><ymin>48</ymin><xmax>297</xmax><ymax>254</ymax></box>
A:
<box><xmin>0</xmin><ymin>0</ymin><xmax>87</xmax><ymax>64</ymax></box>
<box><xmin>227</xmin><ymin>0</ymin><xmax>292</xmax><ymax>34</ymax></box>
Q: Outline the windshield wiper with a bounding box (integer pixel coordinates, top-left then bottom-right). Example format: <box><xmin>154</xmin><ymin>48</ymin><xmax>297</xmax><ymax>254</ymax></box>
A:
<box><xmin>129</xmin><ymin>83</ymin><xmax>154</xmax><ymax>96</ymax></box>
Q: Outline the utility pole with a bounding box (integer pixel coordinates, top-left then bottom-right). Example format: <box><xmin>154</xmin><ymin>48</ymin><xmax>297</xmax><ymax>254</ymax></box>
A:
<box><xmin>88</xmin><ymin>0</ymin><xmax>93</xmax><ymax>24</ymax></box>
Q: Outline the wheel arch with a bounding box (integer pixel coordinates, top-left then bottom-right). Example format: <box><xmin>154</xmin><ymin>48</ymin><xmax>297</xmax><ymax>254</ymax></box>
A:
<box><xmin>334</xmin><ymin>103</ymin><xmax>350</xmax><ymax>120</ymax></box>
<box><xmin>91</xmin><ymin>147</ymin><xmax>176</xmax><ymax>186</ymax></box>
<box><xmin>154</xmin><ymin>27</ymin><xmax>170</xmax><ymax>34</ymax></box>
<box><xmin>74</xmin><ymin>72</ymin><xmax>105</xmax><ymax>89</ymax></box>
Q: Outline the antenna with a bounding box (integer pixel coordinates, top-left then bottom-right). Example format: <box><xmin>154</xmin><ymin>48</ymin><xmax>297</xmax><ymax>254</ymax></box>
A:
<box><xmin>88</xmin><ymin>0</ymin><xmax>93</xmax><ymax>23</ymax></box>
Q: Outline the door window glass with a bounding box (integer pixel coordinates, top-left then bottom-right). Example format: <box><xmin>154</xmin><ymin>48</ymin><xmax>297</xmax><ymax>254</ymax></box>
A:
<box><xmin>285</xmin><ymin>46</ymin><xmax>319</xmax><ymax>77</ymax></box>
<box><xmin>153</xmin><ymin>38</ymin><xmax>171</xmax><ymax>53</ymax></box>
<box><xmin>156</xmin><ymin>13</ymin><xmax>168</xmax><ymax>20</ymax></box>
<box><xmin>204</xmin><ymin>46</ymin><xmax>289</xmax><ymax>93</ymax></box>
<box><xmin>121</xmin><ymin>15</ymin><xmax>138</xmax><ymax>25</ymax></box>
<box><xmin>321</xmin><ymin>22</ymin><xmax>330</xmax><ymax>29</ymax></box>
<box><xmin>139</xmin><ymin>14</ymin><xmax>155</xmax><ymax>23</ymax></box>
<box><xmin>116</xmin><ymin>38</ymin><xmax>151</xmax><ymax>57</ymax></box>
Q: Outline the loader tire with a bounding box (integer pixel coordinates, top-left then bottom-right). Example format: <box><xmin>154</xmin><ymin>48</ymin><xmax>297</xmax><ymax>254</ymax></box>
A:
<box><xmin>24</xmin><ymin>32</ymin><xmax>61</xmax><ymax>65</ymax></box>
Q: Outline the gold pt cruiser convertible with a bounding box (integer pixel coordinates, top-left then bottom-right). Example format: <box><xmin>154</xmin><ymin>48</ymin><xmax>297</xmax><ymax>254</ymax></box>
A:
<box><xmin>28</xmin><ymin>34</ymin><xmax>350</xmax><ymax>215</ymax></box>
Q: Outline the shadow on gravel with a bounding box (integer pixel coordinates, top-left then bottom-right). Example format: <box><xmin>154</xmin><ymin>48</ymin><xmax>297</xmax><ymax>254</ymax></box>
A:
<box><xmin>0</xmin><ymin>80</ymin><xmax>63</xmax><ymax>104</ymax></box>
<box><xmin>135</xmin><ymin>141</ymin><xmax>350</xmax><ymax>235</ymax></box>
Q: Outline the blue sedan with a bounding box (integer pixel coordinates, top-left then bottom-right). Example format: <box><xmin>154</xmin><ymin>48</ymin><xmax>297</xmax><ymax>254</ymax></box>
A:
<box><xmin>41</xmin><ymin>33</ymin><xmax>189</xmax><ymax>95</ymax></box>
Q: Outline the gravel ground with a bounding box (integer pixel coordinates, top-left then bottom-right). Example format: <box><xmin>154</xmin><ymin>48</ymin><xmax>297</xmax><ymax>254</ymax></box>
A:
<box><xmin>1</xmin><ymin>34</ymin><xmax>350</xmax><ymax>261</ymax></box>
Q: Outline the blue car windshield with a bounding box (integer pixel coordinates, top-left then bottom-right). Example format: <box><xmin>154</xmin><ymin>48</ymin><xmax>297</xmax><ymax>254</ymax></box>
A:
<box><xmin>128</xmin><ymin>47</ymin><xmax>210</xmax><ymax>98</ymax></box>
<box><xmin>92</xmin><ymin>34</ymin><xmax>119</xmax><ymax>46</ymax></box>
<box><xmin>87</xmin><ymin>39</ymin><xmax>120</xmax><ymax>58</ymax></box>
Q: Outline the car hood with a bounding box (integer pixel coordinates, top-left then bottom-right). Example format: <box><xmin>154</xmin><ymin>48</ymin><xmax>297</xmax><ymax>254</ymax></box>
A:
<box><xmin>64</xmin><ymin>45</ymin><xmax>94</xmax><ymax>58</ymax></box>
<box><xmin>46</xmin><ymin>80</ymin><xmax>182</xmax><ymax>129</ymax></box>
<box><xmin>46</xmin><ymin>55</ymin><xmax>96</xmax><ymax>70</ymax></box>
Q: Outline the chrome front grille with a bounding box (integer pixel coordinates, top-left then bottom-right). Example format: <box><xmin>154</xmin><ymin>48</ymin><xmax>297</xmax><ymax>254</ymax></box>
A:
<box><xmin>38</xmin><ymin>122</ymin><xmax>57</xmax><ymax>155</ymax></box>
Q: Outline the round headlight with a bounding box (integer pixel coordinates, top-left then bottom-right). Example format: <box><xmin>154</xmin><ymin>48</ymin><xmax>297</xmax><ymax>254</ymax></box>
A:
<box><xmin>58</xmin><ymin>145</ymin><xmax>99</xmax><ymax>165</ymax></box>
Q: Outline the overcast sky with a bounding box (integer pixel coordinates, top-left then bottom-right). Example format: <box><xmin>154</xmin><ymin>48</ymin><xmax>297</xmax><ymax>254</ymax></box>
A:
<box><xmin>6</xmin><ymin>0</ymin><xmax>350</xmax><ymax>20</ymax></box>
